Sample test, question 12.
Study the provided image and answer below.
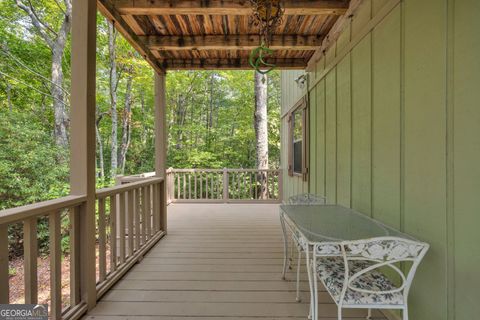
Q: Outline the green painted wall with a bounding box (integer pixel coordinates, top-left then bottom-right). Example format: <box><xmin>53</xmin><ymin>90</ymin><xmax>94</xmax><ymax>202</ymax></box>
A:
<box><xmin>280</xmin><ymin>0</ymin><xmax>480</xmax><ymax>319</ymax></box>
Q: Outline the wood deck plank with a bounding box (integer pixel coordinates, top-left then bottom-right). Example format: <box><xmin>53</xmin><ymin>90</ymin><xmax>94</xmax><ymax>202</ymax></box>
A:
<box><xmin>84</xmin><ymin>203</ymin><xmax>385</xmax><ymax>320</ymax></box>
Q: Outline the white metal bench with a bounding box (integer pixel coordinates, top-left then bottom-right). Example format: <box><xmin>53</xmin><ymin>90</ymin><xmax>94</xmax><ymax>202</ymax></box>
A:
<box><xmin>312</xmin><ymin>237</ymin><xmax>429</xmax><ymax>320</ymax></box>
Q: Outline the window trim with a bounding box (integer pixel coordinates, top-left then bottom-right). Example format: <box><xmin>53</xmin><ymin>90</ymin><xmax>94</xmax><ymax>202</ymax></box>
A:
<box><xmin>287</xmin><ymin>95</ymin><xmax>309</xmax><ymax>181</ymax></box>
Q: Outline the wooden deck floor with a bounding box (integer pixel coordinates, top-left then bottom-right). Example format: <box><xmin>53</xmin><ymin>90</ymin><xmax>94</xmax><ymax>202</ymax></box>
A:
<box><xmin>84</xmin><ymin>203</ymin><xmax>386</xmax><ymax>320</ymax></box>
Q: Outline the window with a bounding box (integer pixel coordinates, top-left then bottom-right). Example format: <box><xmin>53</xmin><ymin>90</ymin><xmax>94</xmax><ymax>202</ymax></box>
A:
<box><xmin>288</xmin><ymin>96</ymin><xmax>308</xmax><ymax>180</ymax></box>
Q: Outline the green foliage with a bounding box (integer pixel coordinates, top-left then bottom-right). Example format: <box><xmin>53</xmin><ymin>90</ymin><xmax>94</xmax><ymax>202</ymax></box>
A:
<box><xmin>166</xmin><ymin>70</ymin><xmax>281</xmax><ymax>169</ymax></box>
<box><xmin>0</xmin><ymin>112</ymin><xmax>69</xmax><ymax>209</ymax></box>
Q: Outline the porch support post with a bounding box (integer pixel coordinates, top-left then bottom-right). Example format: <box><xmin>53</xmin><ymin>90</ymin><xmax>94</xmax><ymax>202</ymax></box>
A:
<box><xmin>154</xmin><ymin>72</ymin><xmax>167</xmax><ymax>233</ymax></box>
<box><xmin>70</xmin><ymin>0</ymin><xmax>97</xmax><ymax>309</ymax></box>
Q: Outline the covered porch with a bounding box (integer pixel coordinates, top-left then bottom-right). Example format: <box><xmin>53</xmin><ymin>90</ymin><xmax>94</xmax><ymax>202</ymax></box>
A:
<box><xmin>1</xmin><ymin>0</ymin><xmax>479</xmax><ymax>319</ymax></box>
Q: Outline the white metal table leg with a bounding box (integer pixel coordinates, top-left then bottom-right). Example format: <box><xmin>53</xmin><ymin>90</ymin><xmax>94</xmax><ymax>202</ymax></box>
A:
<box><xmin>296</xmin><ymin>247</ymin><xmax>302</xmax><ymax>302</ymax></box>
<box><xmin>305</xmin><ymin>242</ymin><xmax>314</xmax><ymax>320</ymax></box>
<box><xmin>280</xmin><ymin>212</ymin><xmax>289</xmax><ymax>280</ymax></box>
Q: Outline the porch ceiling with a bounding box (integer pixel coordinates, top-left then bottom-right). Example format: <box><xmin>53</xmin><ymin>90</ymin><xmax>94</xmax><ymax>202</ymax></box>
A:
<box><xmin>97</xmin><ymin>0</ymin><xmax>350</xmax><ymax>72</ymax></box>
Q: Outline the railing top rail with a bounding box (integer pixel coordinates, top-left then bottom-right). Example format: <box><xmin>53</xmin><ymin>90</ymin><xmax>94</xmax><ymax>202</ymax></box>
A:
<box><xmin>168</xmin><ymin>168</ymin><xmax>280</xmax><ymax>173</ymax></box>
<box><xmin>96</xmin><ymin>177</ymin><xmax>164</xmax><ymax>198</ymax></box>
<box><xmin>117</xmin><ymin>172</ymin><xmax>157</xmax><ymax>183</ymax></box>
<box><xmin>0</xmin><ymin>195</ymin><xmax>87</xmax><ymax>225</ymax></box>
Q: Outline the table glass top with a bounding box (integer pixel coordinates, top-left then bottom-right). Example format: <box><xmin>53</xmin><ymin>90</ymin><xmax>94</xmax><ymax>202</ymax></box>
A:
<box><xmin>280</xmin><ymin>204</ymin><xmax>415</xmax><ymax>242</ymax></box>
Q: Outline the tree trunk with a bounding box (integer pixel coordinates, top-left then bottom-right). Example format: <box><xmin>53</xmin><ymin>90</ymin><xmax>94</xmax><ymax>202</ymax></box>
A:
<box><xmin>108</xmin><ymin>21</ymin><xmax>118</xmax><ymax>179</ymax></box>
<box><xmin>4</xmin><ymin>78</ymin><xmax>13</xmax><ymax>112</ymax></box>
<box><xmin>254</xmin><ymin>71</ymin><xmax>269</xmax><ymax>199</ymax></box>
<box><xmin>96</xmin><ymin>121</ymin><xmax>105</xmax><ymax>181</ymax></box>
<box><xmin>51</xmin><ymin>47</ymin><xmax>69</xmax><ymax>148</ymax></box>
<box><xmin>206</xmin><ymin>73</ymin><xmax>215</xmax><ymax>148</ymax></box>
<box><xmin>118</xmin><ymin>75</ymin><xmax>133</xmax><ymax>174</ymax></box>
<box><xmin>140</xmin><ymin>90</ymin><xmax>147</xmax><ymax>144</ymax></box>
<box><xmin>16</xmin><ymin>0</ymin><xmax>72</xmax><ymax>150</ymax></box>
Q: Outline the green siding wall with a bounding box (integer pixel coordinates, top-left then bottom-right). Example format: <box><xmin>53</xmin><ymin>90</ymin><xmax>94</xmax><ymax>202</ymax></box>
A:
<box><xmin>280</xmin><ymin>0</ymin><xmax>480</xmax><ymax>319</ymax></box>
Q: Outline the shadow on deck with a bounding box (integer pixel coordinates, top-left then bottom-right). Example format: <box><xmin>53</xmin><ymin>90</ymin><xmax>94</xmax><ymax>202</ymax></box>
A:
<box><xmin>83</xmin><ymin>203</ymin><xmax>386</xmax><ymax>320</ymax></box>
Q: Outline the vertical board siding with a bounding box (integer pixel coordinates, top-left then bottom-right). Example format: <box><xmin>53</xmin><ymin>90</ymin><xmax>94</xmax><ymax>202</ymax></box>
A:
<box><xmin>403</xmin><ymin>0</ymin><xmax>447</xmax><ymax>318</ymax></box>
<box><xmin>336</xmin><ymin>55</ymin><xmax>352</xmax><ymax>208</ymax></box>
<box><xmin>453</xmin><ymin>0</ymin><xmax>480</xmax><ymax>319</ymax></box>
<box><xmin>280</xmin><ymin>0</ymin><xmax>480</xmax><ymax>319</ymax></box>
<box><xmin>309</xmin><ymin>86</ymin><xmax>317</xmax><ymax>194</ymax></box>
<box><xmin>371</xmin><ymin>6</ymin><xmax>401</xmax><ymax>228</ymax></box>
<box><xmin>325</xmin><ymin>71</ymin><xmax>337</xmax><ymax>203</ymax></box>
<box><xmin>351</xmin><ymin>35</ymin><xmax>372</xmax><ymax>216</ymax></box>
<box><xmin>315</xmin><ymin>80</ymin><xmax>326</xmax><ymax>197</ymax></box>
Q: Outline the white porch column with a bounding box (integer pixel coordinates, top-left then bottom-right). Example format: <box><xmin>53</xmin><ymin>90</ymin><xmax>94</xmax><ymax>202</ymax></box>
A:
<box><xmin>70</xmin><ymin>0</ymin><xmax>97</xmax><ymax>309</ymax></box>
<box><xmin>154</xmin><ymin>72</ymin><xmax>167</xmax><ymax>232</ymax></box>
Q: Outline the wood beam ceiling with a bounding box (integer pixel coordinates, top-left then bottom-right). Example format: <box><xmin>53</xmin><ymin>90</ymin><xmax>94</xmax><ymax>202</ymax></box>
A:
<box><xmin>158</xmin><ymin>58</ymin><xmax>307</xmax><ymax>70</ymax></box>
<box><xmin>140</xmin><ymin>35</ymin><xmax>323</xmax><ymax>51</ymax></box>
<box><xmin>113</xmin><ymin>0</ymin><xmax>349</xmax><ymax>16</ymax></box>
<box><xmin>98</xmin><ymin>0</ymin><xmax>165</xmax><ymax>73</ymax></box>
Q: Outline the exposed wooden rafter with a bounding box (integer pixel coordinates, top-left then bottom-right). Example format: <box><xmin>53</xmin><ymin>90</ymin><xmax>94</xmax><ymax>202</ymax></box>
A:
<box><xmin>158</xmin><ymin>58</ymin><xmax>307</xmax><ymax>70</ymax></box>
<box><xmin>97</xmin><ymin>0</ymin><xmax>165</xmax><ymax>74</ymax></box>
<box><xmin>140</xmin><ymin>35</ymin><xmax>323</xmax><ymax>51</ymax></box>
<box><xmin>113</xmin><ymin>0</ymin><xmax>349</xmax><ymax>16</ymax></box>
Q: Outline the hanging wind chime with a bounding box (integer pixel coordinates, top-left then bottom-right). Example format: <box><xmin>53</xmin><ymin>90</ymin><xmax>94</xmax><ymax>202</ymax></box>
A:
<box><xmin>249</xmin><ymin>0</ymin><xmax>284</xmax><ymax>78</ymax></box>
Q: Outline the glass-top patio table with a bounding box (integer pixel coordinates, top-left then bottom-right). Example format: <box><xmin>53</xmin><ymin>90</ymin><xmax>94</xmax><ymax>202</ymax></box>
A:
<box><xmin>279</xmin><ymin>204</ymin><xmax>417</xmax><ymax>318</ymax></box>
<box><xmin>280</xmin><ymin>204</ymin><xmax>414</xmax><ymax>243</ymax></box>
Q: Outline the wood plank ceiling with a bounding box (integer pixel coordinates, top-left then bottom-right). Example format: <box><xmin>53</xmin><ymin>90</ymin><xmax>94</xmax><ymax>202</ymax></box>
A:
<box><xmin>98</xmin><ymin>0</ymin><xmax>350</xmax><ymax>71</ymax></box>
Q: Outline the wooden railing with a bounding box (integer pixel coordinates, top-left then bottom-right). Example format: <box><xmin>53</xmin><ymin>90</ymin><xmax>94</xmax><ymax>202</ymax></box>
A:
<box><xmin>0</xmin><ymin>195</ymin><xmax>88</xmax><ymax>319</ymax></box>
<box><xmin>94</xmin><ymin>177</ymin><xmax>165</xmax><ymax>298</ymax></box>
<box><xmin>0</xmin><ymin>177</ymin><xmax>166</xmax><ymax>320</ymax></box>
<box><xmin>166</xmin><ymin>168</ymin><xmax>282</xmax><ymax>203</ymax></box>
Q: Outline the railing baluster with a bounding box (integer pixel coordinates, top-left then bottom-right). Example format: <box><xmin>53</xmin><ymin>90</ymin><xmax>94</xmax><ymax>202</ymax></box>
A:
<box><xmin>205</xmin><ymin>173</ymin><xmax>209</xmax><ymax>199</ymax></box>
<box><xmin>243</xmin><ymin>172</ymin><xmax>247</xmax><ymax>199</ymax></box>
<box><xmin>237</xmin><ymin>172</ymin><xmax>241</xmax><ymax>199</ymax></box>
<box><xmin>70</xmin><ymin>206</ymin><xmax>81</xmax><ymax>306</ymax></box>
<box><xmin>146</xmin><ymin>185</ymin><xmax>152</xmax><ymax>238</ymax></box>
<box><xmin>0</xmin><ymin>224</ymin><xmax>9</xmax><ymax>304</ymax></box>
<box><xmin>127</xmin><ymin>190</ymin><xmax>134</xmax><ymax>257</ymax></box>
<box><xmin>210</xmin><ymin>173</ymin><xmax>215</xmax><ymax>199</ymax></box>
<box><xmin>250</xmin><ymin>172</ymin><xmax>253</xmax><ymax>200</ymax></box>
<box><xmin>253</xmin><ymin>171</ymin><xmax>258</xmax><ymax>200</ymax></box>
<box><xmin>119</xmin><ymin>192</ymin><xmax>126</xmax><ymax>264</ymax></box>
<box><xmin>266</xmin><ymin>171</ymin><xmax>269</xmax><ymax>199</ymax></box>
<box><xmin>109</xmin><ymin>195</ymin><xmax>117</xmax><ymax>272</ymax></box>
<box><xmin>49</xmin><ymin>211</ymin><xmax>61</xmax><ymax>320</ymax></box>
<box><xmin>134</xmin><ymin>189</ymin><xmax>140</xmax><ymax>250</ymax></box>
<box><xmin>176</xmin><ymin>173</ymin><xmax>180</xmax><ymax>200</ymax></box>
<box><xmin>152</xmin><ymin>183</ymin><xmax>159</xmax><ymax>233</ymax></box>
<box><xmin>223</xmin><ymin>169</ymin><xmax>228</xmax><ymax>201</ymax></box>
<box><xmin>194</xmin><ymin>172</ymin><xmax>197</xmax><ymax>199</ymax></box>
<box><xmin>142</xmin><ymin>186</ymin><xmax>148</xmax><ymax>243</ymax></box>
<box><xmin>200</xmin><ymin>172</ymin><xmax>203</xmax><ymax>199</ymax></box>
<box><xmin>98</xmin><ymin>198</ymin><xmax>106</xmax><ymax>282</ymax></box>
<box><xmin>188</xmin><ymin>174</ymin><xmax>191</xmax><ymax>199</ymax></box>
<box><xmin>23</xmin><ymin>217</ymin><xmax>38</xmax><ymax>304</ymax></box>
<box><xmin>182</xmin><ymin>174</ymin><xmax>186</xmax><ymax>200</ymax></box>
<box><xmin>219</xmin><ymin>173</ymin><xmax>222</xmax><ymax>199</ymax></box>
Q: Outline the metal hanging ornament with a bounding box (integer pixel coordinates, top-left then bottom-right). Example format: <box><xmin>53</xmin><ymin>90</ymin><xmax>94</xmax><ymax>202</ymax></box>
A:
<box><xmin>249</xmin><ymin>0</ymin><xmax>284</xmax><ymax>76</ymax></box>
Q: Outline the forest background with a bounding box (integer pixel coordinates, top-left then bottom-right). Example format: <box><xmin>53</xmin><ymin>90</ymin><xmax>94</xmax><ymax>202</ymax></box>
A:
<box><xmin>0</xmin><ymin>0</ymin><xmax>281</xmax><ymax>214</ymax></box>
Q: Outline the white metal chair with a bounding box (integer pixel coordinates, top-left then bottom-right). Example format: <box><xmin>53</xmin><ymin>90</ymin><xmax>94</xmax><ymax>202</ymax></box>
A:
<box><xmin>286</xmin><ymin>193</ymin><xmax>326</xmax><ymax>302</ymax></box>
<box><xmin>312</xmin><ymin>237</ymin><xmax>429</xmax><ymax>320</ymax></box>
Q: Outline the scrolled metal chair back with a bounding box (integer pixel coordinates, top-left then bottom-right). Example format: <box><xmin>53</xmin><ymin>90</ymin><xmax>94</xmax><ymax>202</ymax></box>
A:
<box><xmin>314</xmin><ymin>237</ymin><xmax>429</xmax><ymax>306</ymax></box>
<box><xmin>287</xmin><ymin>193</ymin><xmax>326</xmax><ymax>205</ymax></box>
